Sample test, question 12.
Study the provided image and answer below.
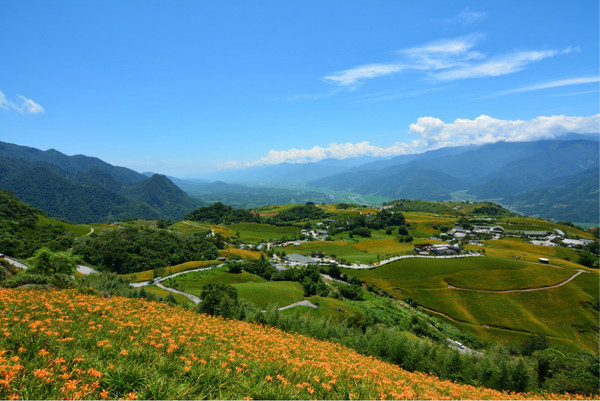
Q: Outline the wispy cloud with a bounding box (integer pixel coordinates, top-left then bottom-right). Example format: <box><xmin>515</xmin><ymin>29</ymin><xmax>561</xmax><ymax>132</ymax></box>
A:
<box><xmin>0</xmin><ymin>90</ymin><xmax>45</xmax><ymax>114</ymax></box>
<box><xmin>222</xmin><ymin>114</ymin><xmax>599</xmax><ymax>168</ymax></box>
<box><xmin>552</xmin><ymin>89</ymin><xmax>599</xmax><ymax>97</ymax></box>
<box><xmin>456</xmin><ymin>7</ymin><xmax>487</xmax><ymax>24</ymax></box>
<box><xmin>486</xmin><ymin>76</ymin><xmax>600</xmax><ymax>97</ymax></box>
<box><xmin>350</xmin><ymin>86</ymin><xmax>450</xmax><ymax>104</ymax></box>
<box><xmin>321</xmin><ymin>34</ymin><xmax>572</xmax><ymax>88</ymax></box>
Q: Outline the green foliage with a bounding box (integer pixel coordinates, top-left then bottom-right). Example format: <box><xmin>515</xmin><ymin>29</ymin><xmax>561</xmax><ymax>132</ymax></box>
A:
<box><xmin>338</xmin><ymin>284</ymin><xmax>364</xmax><ymax>301</ymax></box>
<box><xmin>26</xmin><ymin>247</ymin><xmax>78</xmax><ymax>275</ymax></box>
<box><xmin>367</xmin><ymin>210</ymin><xmax>406</xmax><ymax>229</ymax></box>
<box><xmin>73</xmin><ymin>227</ymin><xmax>218</xmax><ymax>274</ymax></box>
<box><xmin>520</xmin><ymin>334</ymin><xmax>549</xmax><ymax>357</ymax></box>
<box><xmin>578</xmin><ymin>252</ymin><xmax>598</xmax><ymax>268</ymax></box>
<box><xmin>3</xmin><ymin>273</ymin><xmax>52</xmax><ymax>288</ymax></box>
<box><xmin>0</xmin><ymin>190</ymin><xmax>76</xmax><ymax>258</ymax></box>
<box><xmin>185</xmin><ymin>202</ymin><xmax>260</xmax><ymax>225</ymax></box>
<box><xmin>274</xmin><ymin>204</ymin><xmax>328</xmax><ymax>222</ymax></box>
<box><xmin>472</xmin><ymin>203</ymin><xmax>513</xmax><ymax>217</ymax></box>
<box><xmin>242</xmin><ymin>255</ymin><xmax>275</xmax><ymax>280</ymax></box>
<box><xmin>197</xmin><ymin>283</ymin><xmax>239</xmax><ymax>318</ymax></box>
<box><xmin>226</xmin><ymin>261</ymin><xmax>243</xmax><ymax>274</ymax></box>
<box><xmin>351</xmin><ymin>227</ymin><xmax>371</xmax><ymax>237</ymax></box>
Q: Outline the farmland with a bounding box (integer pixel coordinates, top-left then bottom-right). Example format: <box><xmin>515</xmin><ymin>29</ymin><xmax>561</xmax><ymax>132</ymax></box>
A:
<box><xmin>342</xmin><ymin>256</ymin><xmax>599</xmax><ymax>352</ymax></box>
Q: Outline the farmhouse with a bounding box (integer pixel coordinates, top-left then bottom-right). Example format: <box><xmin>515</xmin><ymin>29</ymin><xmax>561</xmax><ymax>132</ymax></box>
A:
<box><xmin>285</xmin><ymin>253</ymin><xmax>317</xmax><ymax>265</ymax></box>
<box><xmin>490</xmin><ymin>226</ymin><xmax>504</xmax><ymax>234</ymax></box>
<box><xmin>431</xmin><ymin>244</ymin><xmax>460</xmax><ymax>255</ymax></box>
<box><xmin>449</xmin><ymin>228</ymin><xmax>469</xmax><ymax>238</ymax></box>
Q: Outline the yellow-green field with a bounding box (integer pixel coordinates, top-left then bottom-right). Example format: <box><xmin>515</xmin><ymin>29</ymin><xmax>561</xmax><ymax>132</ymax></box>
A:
<box><xmin>342</xmin><ymin>256</ymin><xmax>598</xmax><ymax>352</ymax></box>
<box><xmin>219</xmin><ymin>248</ymin><xmax>263</xmax><ymax>259</ymax></box>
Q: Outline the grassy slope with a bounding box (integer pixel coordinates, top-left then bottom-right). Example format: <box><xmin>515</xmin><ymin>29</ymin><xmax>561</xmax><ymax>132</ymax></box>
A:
<box><xmin>342</xmin><ymin>257</ymin><xmax>598</xmax><ymax>352</ymax></box>
<box><xmin>0</xmin><ymin>289</ymin><xmax>588</xmax><ymax>400</ymax></box>
<box><xmin>235</xmin><ymin>281</ymin><xmax>305</xmax><ymax>308</ymax></box>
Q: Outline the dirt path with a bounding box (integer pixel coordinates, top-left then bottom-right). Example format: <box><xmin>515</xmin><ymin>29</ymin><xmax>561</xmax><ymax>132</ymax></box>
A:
<box><xmin>447</xmin><ymin>269</ymin><xmax>589</xmax><ymax>293</ymax></box>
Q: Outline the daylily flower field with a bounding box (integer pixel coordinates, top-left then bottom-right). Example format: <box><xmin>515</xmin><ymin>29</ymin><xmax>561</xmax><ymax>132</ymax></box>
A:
<box><xmin>0</xmin><ymin>289</ymin><xmax>592</xmax><ymax>400</ymax></box>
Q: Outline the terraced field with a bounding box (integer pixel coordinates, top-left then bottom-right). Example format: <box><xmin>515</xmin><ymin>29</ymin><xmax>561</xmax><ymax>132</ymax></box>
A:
<box><xmin>342</xmin><ymin>257</ymin><xmax>599</xmax><ymax>351</ymax></box>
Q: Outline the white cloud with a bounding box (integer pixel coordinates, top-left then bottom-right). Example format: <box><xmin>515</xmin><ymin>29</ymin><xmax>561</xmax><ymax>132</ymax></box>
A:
<box><xmin>323</xmin><ymin>64</ymin><xmax>406</xmax><ymax>88</ymax></box>
<box><xmin>13</xmin><ymin>95</ymin><xmax>45</xmax><ymax>114</ymax></box>
<box><xmin>321</xmin><ymin>34</ymin><xmax>570</xmax><ymax>87</ymax></box>
<box><xmin>408</xmin><ymin>114</ymin><xmax>600</xmax><ymax>148</ymax></box>
<box><xmin>228</xmin><ymin>114</ymin><xmax>599</xmax><ymax>168</ymax></box>
<box><xmin>433</xmin><ymin>50</ymin><xmax>557</xmax><ymax>81</ymax></box>
<box><xmin>0</xmin><ymin>91</ymin><xmax>8</xmax><ymax>110</ymax></box>
<box><xmin>0</xmin><ymin>90</ymin><xmax>44</xmax><ymax>114</ymax></box>
<box><xmin>487</xmin><ymin>76</ymin><xmax>600</xmax><ymax>97</ymax></box>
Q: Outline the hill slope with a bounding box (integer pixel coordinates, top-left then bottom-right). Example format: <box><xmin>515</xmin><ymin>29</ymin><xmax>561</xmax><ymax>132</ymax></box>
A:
<box><xmin>0</xmin><ymin>142</ymin><xmax>200</xmax><ymax>223</ymax></box>
<box><xmin>120</xmin><ymin>174</ymin><xmax>201</xmax><ymax>221</ymax></box>
<box><xmin>504</xmin><ymin>168</ymin><xmax>600</xmax><ymax>224</ymax></box>
<box><xmin>0</xmin><ymin>288</ymin><xmax>585</xmax><ymax>400</ymax></box>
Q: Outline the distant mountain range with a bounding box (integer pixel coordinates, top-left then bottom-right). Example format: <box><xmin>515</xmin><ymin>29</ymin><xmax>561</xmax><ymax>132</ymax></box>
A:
<box><xmin>199</xmin><ymin>134</ymin><xmax>599</xmax><ymax>223</ymax></box>
<box><xmin>0</xmin><ymin>141</ymin><xmax>200</xmax><ymax>223</ymax></box>
<box><xmin>307</xmin><ymin>135</ymin><xmax>599</xmax><ymax>223</ymax></box>
<box><xmin>1</xmin><ymin>133</ymin><xmax>598</xmax><ymax>224</ymax></box>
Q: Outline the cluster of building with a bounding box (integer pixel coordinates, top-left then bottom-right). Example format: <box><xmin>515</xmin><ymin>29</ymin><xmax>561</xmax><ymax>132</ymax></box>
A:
<box><xmin>529</xmin><ymin>229</ymin><xmax>595</xmax><ymax>248</ymax></box>
<box><xmin>446</xmin><ymin>225</ymin><xmax>505</xmax><ymax>240</ymax></box>
<box><xmin>414</xmin><ymin>243</ymin><xmax>461</xmax><ymax>255</ymax></box>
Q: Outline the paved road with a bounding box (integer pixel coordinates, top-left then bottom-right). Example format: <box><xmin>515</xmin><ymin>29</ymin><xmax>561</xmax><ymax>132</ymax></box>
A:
<box><xmin>447</xmin><ymin>269</ymin><xmax>588</xmax><ymax>293</ymax></box>
<box><xmin>3</xmin><ymin>256</ymin><xmax>29</xmax><ymax>270</ymax></box>
<box><xmin>277</xmin><ymin>300</ymin><xmax>318</xmax><ymax>311</ymax></box>
<box><xmin>76</xmin><ymin>265</ymin><xmax>98</xmax><ymax>275</ymax></box>
<box><xmin>129</xmin><ymin>264</ymin><xmax>224</xmax><ymax>288</ymax></box>
<box><xmin>155</xmin><ymin>281</ymin><xmax>202</xmax><ymax>304</ymax></box>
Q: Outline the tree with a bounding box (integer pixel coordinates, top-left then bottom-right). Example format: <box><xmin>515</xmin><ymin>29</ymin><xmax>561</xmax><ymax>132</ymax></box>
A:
<box><xmin>26</xmin><ymin>247</ymin><xmax>78</xmax><ymax>275</ymax></box>
<box><xmin>578</xmin><ymin>252</ymin><xmax>598</xmax><ymax>268</ymax></box>
<box><xmin>227</xmin><ymin>261</ymin><xmax>243</xmax><ymax>274</ymax></box>
<box><xmin>198</xmin><ymin>283</ymin><xmax>238</xmax><ymax>318</ymax></box>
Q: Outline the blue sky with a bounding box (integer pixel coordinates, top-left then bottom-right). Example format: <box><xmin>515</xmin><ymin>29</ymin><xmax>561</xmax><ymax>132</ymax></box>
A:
<box><xmin>1</xmin><ymin>0</ymin><xmax>598</xmax><ymax>177</ymax></box>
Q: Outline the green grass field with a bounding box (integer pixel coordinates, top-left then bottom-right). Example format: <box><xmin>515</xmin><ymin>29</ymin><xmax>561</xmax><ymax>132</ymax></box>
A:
<box><xmin>342</xmin><ymin>256</ymin><xmax>598</xmax><ymax>352</ymax></box>
<box><xmin>228</xmin><ymin>222</ymin><xmax>301</xmax><ymax>243</ymax></box>
<box><xmin>235</xmin><ymin>281</ymin><xmax>305</xmax><ymax>308</ymax></box>
<box><xmin>162</xmin><ymin>267</ymin><xmax>305</xmax><ymax>309</ymax></box>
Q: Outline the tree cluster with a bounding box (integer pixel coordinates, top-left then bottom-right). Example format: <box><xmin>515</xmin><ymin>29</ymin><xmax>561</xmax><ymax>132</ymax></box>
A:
<box><xmin>72</xmin><ymin>227</ymin><xmax>218</xmax><ymax>274</ymax></box>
